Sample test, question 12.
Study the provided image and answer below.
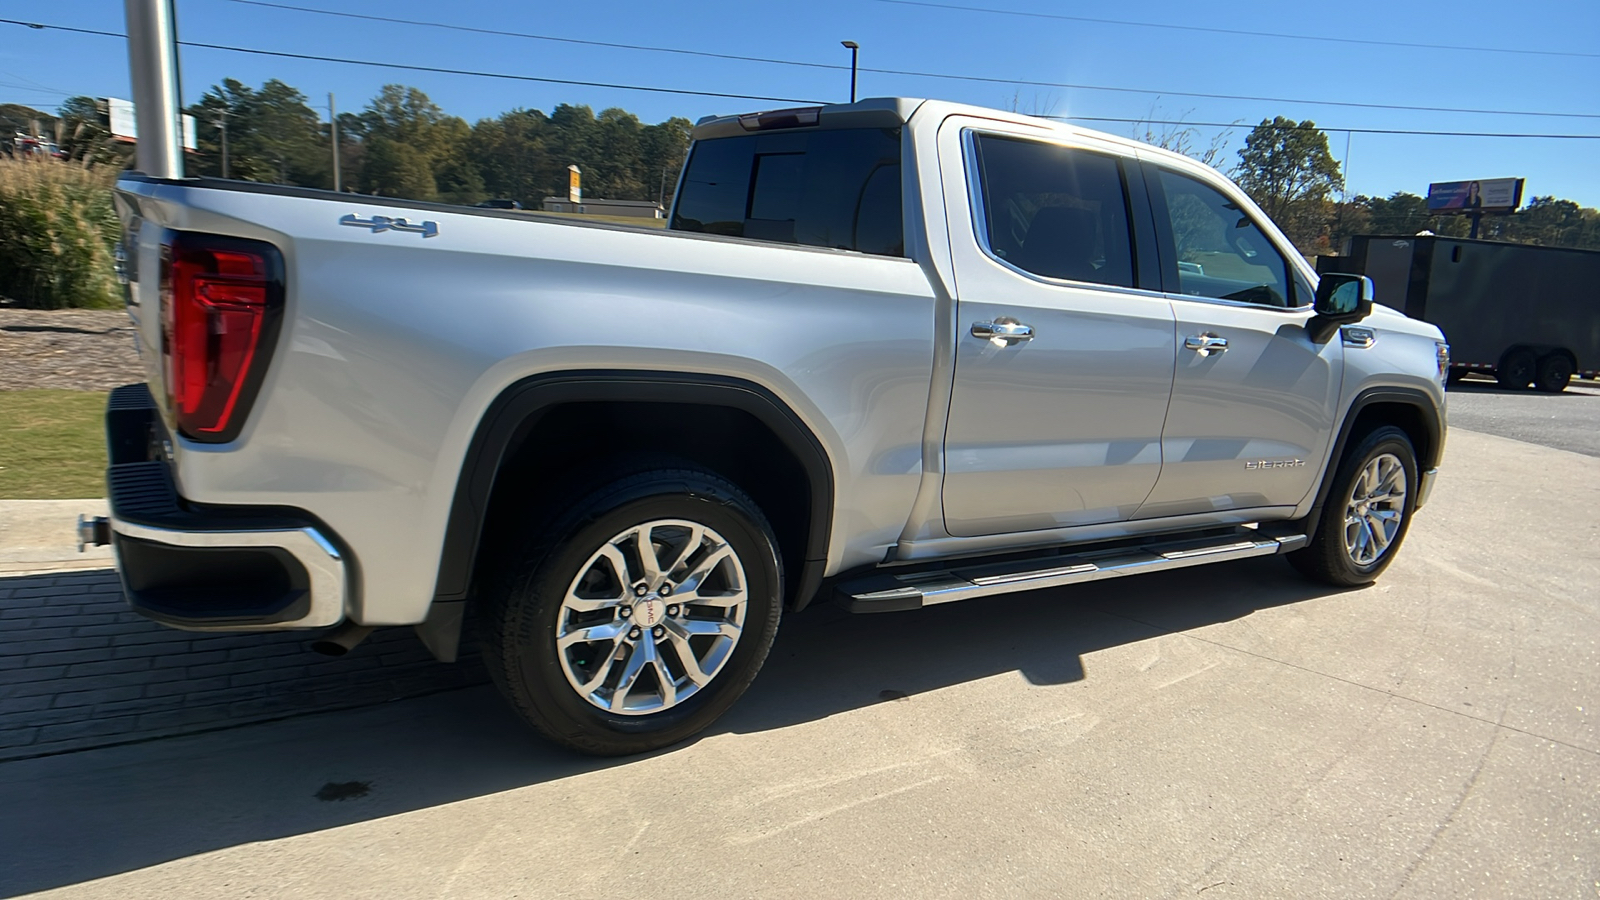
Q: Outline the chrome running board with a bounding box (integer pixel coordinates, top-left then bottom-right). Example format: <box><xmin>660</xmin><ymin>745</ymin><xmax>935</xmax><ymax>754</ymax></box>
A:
<box><xmin>836</xmin><ymin>528</ymin><xmax>1307</xmax><ymax>612</ymax></box>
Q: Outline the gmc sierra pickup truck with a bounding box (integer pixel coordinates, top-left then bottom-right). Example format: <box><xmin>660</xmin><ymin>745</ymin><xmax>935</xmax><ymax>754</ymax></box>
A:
<box><xmin>88</xmin><ymin>96</ymin><xmax>1448</xmax><ymax>755</ymax></box>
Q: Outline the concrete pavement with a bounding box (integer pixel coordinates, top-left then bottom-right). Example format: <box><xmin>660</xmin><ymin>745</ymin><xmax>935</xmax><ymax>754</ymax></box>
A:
<box><xmin>3</xmin><ymin>426</ymin><xmax>1596</xmax><ymax>899</ymax></box>
<box><xmin>0</xmin><ymin>500</ymin><xmax>110</xmax><ymax>576</ymax></box>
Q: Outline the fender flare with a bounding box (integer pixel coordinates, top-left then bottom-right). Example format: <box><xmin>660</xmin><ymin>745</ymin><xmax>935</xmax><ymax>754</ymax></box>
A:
<box><xmin>1304</xmin><ymin>386</ymin><xmax>1444</xmax><ymax>539</ymax></box>
<box><xmin>432</xmin><ymin>370</ymin><xmax>836</xmax><ymax>610</ymax></box>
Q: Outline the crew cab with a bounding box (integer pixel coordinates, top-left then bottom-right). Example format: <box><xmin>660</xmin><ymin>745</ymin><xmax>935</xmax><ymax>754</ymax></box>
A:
<box><xmin>91</xmin><ymin>97</ymin><xmax>1448</xmax><ymax>755</ymax></box>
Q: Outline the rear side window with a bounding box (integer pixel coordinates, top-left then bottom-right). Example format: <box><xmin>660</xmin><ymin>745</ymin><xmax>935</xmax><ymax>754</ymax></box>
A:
<box><xmin>671</xmin><ymin>128</ymin><xmax>903</xmax><ymax>257</ymax></box>
<box><xmin>970</xmin><ymin>134</ymin><xmax>1135</xmax><ymax>289</ymax></box>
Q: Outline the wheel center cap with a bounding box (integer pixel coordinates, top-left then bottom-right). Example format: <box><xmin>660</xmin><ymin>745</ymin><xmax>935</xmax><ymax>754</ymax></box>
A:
<box><xmin>636</xmin><ymin>598</ymin><xmax>665</xmax><ymax>627</ymax></box>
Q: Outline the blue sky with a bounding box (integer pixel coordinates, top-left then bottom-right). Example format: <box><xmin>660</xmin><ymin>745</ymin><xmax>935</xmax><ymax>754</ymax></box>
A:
<box><xmin>4</xmin><ymin>0</ymin><xmax>1597</xmax><ymax>206</ymax></box>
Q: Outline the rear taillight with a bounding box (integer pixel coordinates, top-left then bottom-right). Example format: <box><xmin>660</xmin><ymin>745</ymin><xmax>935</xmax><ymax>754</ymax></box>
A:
<box><xmin>159</xmin><ymin>232</ymin><xmax>285</xmax><ymax>442</ymax></box>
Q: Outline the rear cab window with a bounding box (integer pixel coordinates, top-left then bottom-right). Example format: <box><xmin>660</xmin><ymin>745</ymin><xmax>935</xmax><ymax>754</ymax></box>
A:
<box><xmin>968</xmin><ymin>133</ymin><xmax>1137</xmax><ymax>289</ymax></box>
<box><xmin>671</xmin><ymin>128</ymin><xmax>903</xmax><ymax>257</ymax></box>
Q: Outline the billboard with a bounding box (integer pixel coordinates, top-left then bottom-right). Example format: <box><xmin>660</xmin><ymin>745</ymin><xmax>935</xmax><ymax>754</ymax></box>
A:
<box><xmin>1427</xmin><ymin>178</ymin><xmax>1524</xmax><ymax>214</ymax></box>
<box><xmin>106</xmin><ymin>98</ymin><xmax>198</xmax><ymax>151</ymax></box>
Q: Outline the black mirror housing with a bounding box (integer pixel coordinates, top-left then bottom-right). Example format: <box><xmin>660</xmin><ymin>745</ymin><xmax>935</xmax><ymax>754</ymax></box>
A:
<box><xmin>1309</xmin><ymin>273</ymin><xmax>1374</xmax><ymax>342</ymax></box>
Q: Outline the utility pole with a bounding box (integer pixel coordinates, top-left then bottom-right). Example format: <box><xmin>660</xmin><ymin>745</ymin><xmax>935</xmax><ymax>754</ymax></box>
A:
<box><xmin>214</xmin><ymin>110</ymin><xmax>229</xmax><ymax>178</ymax></box>
<box><xmin>840</xmin><ymin>41</ymin><xmax>859</xmax><ymax>103</ymax></box>
<box><xmin>329</xmin><ymin>92</ymin><xmax>340</xmax><ymax>192</ymax></box>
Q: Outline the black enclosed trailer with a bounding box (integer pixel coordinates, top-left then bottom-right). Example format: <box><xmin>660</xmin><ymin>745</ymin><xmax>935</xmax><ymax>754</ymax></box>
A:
<box><xmin>1322</xmin><ymin>235</ymin><xmax>1600</xmax><ymax>391</ymax></box>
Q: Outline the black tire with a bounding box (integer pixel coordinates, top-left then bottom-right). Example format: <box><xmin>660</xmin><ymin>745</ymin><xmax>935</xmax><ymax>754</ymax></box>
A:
<box><xmin>1534</xmin><ymin>354</ymin><xmax>1574</xmax><ymax>394</ymax></box>
<box><xmin>1496</xmin><ymin>348</ymin><xmax>1536</xmax><ymax>390</ymax></box>
<box><xmin>1288</xmin><ymin>425</ymin><xmax>1418</xmax><ymax>588</ymax></box>
<box><xmin>480</xmin><ymin>463</ymin><xmax>782</xmax><ymax>756</ymax></box>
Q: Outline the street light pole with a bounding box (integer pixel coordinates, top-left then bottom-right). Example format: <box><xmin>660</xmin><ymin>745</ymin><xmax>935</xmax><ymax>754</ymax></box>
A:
<box><xmin>840</xmin><ymin>41</ymin><xmax>859</xmax><ymax>103</ymax></box>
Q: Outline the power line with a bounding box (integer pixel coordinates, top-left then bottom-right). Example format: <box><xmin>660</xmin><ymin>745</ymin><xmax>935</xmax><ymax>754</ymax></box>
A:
<box><xmin>875</xmin><ymin>0</ymin><xmax>1600</xmax><ymax>60</ymax></box>
<box><xmin>0</xmin><ymin>18</ymin><xmax>824</xmax><ymax>105</ymax></box>
<box><xmin>1054</xmin><ymin>115</ymin><xmax>1600</xmax><ymax>139</ymax></box>
<box><xmin>220</xmin><ymin>0</ymin><xmax>1600</xmax><ymax>121</ymax></box>
<box><xmin>4</xmin><ymin>17</ymin><xmax>1597</xmax><ymax>141</ymax></box>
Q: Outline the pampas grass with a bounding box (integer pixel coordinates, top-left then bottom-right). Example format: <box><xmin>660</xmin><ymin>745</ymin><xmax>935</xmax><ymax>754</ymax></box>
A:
<box><xmin>0</xmin><ymin>158</ymin><xmax>121</xmax><ymax>309</ymax></box>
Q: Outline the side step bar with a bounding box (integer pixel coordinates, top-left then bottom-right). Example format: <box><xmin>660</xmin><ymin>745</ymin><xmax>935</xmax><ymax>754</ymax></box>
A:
<box><xmin>836</xmin><ymin>528</ymin><xmax>1307</xmax><ymax>613</ymax></box>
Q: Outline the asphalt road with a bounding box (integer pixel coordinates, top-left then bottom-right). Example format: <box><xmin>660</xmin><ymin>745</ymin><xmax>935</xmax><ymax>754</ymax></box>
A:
<box><xmin>3</xmin><ymin>425</ymin><xmax>1596</xmax><ymax>900</ymax></box>
<box><xmin>1447</xmin><ymin>375</ymin><xmax>1600</xmax><ymax>457</ymax></box>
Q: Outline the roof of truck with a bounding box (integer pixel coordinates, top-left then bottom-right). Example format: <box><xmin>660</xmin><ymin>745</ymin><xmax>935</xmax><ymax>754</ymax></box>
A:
<box><xmin>691</xmin><ymin>96</ymin><xmax>1187</xmax><ymax>166</ymax></box>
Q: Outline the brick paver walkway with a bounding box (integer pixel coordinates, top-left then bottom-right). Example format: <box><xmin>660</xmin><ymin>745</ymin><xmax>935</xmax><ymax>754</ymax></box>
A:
<box><xmin>0</xmin><ymin>568</ymin><xmax>487</xmax><ymax>761</ymax></box>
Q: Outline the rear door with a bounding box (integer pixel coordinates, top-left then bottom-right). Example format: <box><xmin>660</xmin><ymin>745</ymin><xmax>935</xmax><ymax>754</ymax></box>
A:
<box><xmin>938</xmin><ymin>122</ymin><xmax>1176</xmax><ymax>536</ymax></box>
<box><xmin>1134</xmin><ymin>162</ymin><xmax>1341</xmax><ymax>519</ymax></box>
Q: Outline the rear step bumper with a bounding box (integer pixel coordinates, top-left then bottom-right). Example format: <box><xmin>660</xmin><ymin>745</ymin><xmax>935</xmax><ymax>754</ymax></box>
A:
<box><xmin>837</xmin><ymin>529</ymin><xmax>1306</xmax><ymax>612</ymax></box>
<box><xmin>94</xmin><ymin>384</ymin><xmax>349</xmax><ymax>631</ymax></box>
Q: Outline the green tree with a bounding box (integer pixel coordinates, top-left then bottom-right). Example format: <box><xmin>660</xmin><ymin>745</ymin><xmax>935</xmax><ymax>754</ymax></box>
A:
<box><xmin>640</xmin><ymin>116</ymin><xmax>692</xmax><ymax>206</ymax></box>
<box><xmin>356</xmin><ymin>85</ymin><xmax>481</xmax><ymax>204</ymax></box>
<box><xmin>360</xmin><ymin>137</ymin><xmax>436</xmax><ymax>199</ymax></box>
<box><xmin>1497</xmin><ymin>196</ymin><xmax>1600</xmax><ymax>250</ymax></box>
<box><xmin>186</xmin><ymin>79</ymin><xmax>329</xmax><ymax>186</ymax></box>
<box><xmin>469</xmin><ymin>108</ymin><xmax>553</xmax><ymax>207</ymax></box>
<box><xmin>1234</xmin><ymin>117</ymin><xmax>1343</xmax><ymax>250</ymax></box>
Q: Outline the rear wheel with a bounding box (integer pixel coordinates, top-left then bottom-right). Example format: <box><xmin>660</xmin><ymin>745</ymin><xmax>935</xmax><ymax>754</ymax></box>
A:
<box><xmin>1534</xmin><ymin>354</ymin><xmax>1574</xmax><ymax>393</ymax></box>
<box><xmin>1496</xmin><ymin>348</ymin><xmax>1536</xmax><ymax>390</ymax></box>
<box><xmin>1289</xmin><ymin>426</ymin><xmax>1417</xmax><ymax>587</ymax></box>
<box><xmin>481</xmin><ymin>464</ymin><xmax>782</xmax><ymax>756</ymax></box>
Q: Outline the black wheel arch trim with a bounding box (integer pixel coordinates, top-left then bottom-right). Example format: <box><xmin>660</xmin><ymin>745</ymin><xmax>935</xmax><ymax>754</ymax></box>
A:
<box><xmin>433</xmin><ymin>370</ymin><xmax>836</xmax><ymax>612</ymax></box>
<box><xmin>1304</xmin><ymin>386</ymin><xmax>1443</xmax><ymax>540</ymax></box>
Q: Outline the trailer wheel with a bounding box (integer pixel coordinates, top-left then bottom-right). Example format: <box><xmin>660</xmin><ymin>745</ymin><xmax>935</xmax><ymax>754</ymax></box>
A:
<box><xmin>1534</xmin><ymin>354</ymin><xmax>1574</xmax><ymax>394</ymax></box>
<box><xmin>1496</xmin><ymin>348</ymin><xmax>1536</xmax><ymax>390</ymax></box>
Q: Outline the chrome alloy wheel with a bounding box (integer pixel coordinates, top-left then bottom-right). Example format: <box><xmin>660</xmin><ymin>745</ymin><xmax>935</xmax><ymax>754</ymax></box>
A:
<box><xmin>555</xmin><ymin>519</ymin><xmax>747</xmax><ymax>716</ymax></box>
<box><xmin>1343</xmin><ymin>452</ymin><xmax>1408</xmax><ymax>567</ymax></box>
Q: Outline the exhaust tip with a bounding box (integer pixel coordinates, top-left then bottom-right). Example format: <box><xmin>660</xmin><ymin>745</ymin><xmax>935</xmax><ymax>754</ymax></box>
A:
<box><xmin>311</xmin><ymin>623</ymin><xmax>373</xmax><ymax>657</ymax></box>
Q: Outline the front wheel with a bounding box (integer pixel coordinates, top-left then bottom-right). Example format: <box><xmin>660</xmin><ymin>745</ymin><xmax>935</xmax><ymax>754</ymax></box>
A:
<box><xmin>481</xmin><ymin>465</ymin><xmax>782</xmax><ymax>756</ymax></box>
<box><xmin>1289</xmin><ymin>426</ymin><xmax>1418</xmax><ymax>587</ymax></box>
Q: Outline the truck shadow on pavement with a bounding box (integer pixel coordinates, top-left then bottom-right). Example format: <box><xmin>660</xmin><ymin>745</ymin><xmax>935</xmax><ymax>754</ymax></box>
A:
<box><xmin>0</xmin><ymin>556</ymin><xmax>1347</xmax><ymax>895</ymax></box>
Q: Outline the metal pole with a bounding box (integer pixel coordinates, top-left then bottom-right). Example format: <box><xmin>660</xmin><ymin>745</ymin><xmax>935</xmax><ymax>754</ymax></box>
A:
<box><xmin>124</xmin><ymin>0</ymin><xmax>184</xmax><ymax>178</ymax></box>
<box><xmin>215</xmin><ymin>113</ymin><xmax>228</xmax><ymax>178</ymax></box>
<box><xmin>329</xmin><ymin>92</ymin><xmax>341</xmax><ymax>192</ymax></box>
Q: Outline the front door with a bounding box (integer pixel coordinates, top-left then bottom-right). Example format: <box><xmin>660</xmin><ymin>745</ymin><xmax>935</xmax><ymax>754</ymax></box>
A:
<box><xmin>1135</xmin><ymin>165</ymin><xmax>1341</xmax><ymax>518</ymax></box>
<box><xmin>940</xmin><ymin>127</ymin><xmax>1176</xmax><ymax>537</ymax></box>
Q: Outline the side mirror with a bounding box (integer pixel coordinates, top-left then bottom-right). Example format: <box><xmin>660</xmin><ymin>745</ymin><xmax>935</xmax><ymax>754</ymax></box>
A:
<box><xmin>1309</xmin><ymin>273</ymin><xmax>1373</xmax><ymax>342</ymax></box>
<box><xmin>1314</xmin><ymin>273</ymin><xmax>1373</xmax><ymax>318</ymax></box>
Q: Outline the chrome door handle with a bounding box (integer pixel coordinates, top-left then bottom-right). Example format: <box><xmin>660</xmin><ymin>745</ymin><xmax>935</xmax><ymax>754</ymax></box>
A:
<box><xmin>1184</xmin><ymin>333</ymin><xmax>1229</xmax><ymax>356</ymax></box>
<box><xmin>972</xmin><ymin>318</ymin><xmax>1034</xmax><ymax>345</ymax></box>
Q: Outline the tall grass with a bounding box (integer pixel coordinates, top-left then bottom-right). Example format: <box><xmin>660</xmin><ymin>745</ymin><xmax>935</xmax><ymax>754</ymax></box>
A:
<box><xmin>0</xmin><ymin>158</ymin><xmax>121</xmax><ymax>309</ymax></box>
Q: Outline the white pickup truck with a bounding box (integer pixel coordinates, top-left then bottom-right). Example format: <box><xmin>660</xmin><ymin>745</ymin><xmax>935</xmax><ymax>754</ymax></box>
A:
<box><xmin>90</xmin><ymin>94</ymin><xmax>1448</xmax><ymax>755</ymax></box>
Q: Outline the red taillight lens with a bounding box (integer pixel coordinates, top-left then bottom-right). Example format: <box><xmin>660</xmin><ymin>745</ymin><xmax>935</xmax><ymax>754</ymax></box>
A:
<box><xmin>159</xmin><ymin>233</ymin><xmax>283</xmax><ymax>441</ymax></box>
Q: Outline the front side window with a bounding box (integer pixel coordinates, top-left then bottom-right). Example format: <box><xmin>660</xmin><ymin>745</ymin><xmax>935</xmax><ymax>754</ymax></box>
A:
<box><xmin>1157</xmin><ymin>169</ymin><xmax>1294</xmax><ymax>308</ymax></box>
<box><xmin>970</xmin><ymin>134</ymin><xmax>1135</xmax><ymax>289</ymax></box>
<box><xmin>671</xmin><ymin>128</ymin><xmax>903</xmax><ymax>256</ymax></box>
